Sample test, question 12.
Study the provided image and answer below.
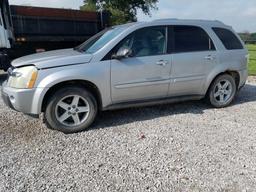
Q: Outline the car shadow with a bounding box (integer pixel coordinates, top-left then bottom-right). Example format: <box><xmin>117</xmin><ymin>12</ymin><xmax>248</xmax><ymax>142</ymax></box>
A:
<box><xmin>234</xmin><ymin>84</ymin><xmax>256</xmax><ymax>104</ymax></box>
<box><xmin>91</xmin><ymin>100</ymin><xmax>206</xmax><ymax>130</ymax></box>
<box><xmin>91</xmin><ymin>83</ymin><xmax>256</xmax><ymax>130</ymax></box>
<box><xmin>0</xmin><ymin>73</ymin><xmax>7</xmax><ymax>86</ymax></box>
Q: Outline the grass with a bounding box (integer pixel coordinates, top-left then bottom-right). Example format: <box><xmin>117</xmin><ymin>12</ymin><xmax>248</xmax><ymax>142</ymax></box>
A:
<box><xmin>247</xmin><ymin>44</ymin><xmax>256</xmax><ymax>76</ymax></box>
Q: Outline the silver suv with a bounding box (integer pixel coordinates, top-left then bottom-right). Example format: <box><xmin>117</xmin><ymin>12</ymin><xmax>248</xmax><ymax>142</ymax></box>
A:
<box><xmin>1</xmin><ymin>19</ymin><xmax>248</xmax><ymax>133</ymax></box>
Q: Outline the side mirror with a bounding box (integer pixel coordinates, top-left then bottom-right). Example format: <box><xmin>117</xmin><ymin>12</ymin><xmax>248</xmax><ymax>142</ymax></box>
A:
<box><xmin>112</xmin><ymin>47</ymin><xmax>132</xmax><ymax>60</ymax></box>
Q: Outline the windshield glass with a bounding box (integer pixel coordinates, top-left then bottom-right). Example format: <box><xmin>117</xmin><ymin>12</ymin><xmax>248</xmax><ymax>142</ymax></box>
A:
<box><xmin>75</xmin><ymin>26</ymin><xmax>127</xmax><ymax>53</ymax></box>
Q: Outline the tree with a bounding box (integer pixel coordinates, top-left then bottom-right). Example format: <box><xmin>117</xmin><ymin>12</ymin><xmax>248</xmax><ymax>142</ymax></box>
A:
<box><xmin>80</xmin><ymin>0</ymin><xmax>158</xmax><ymax>25</ymax></box>
<box><xmin>251</xmin><ymin>33</ymin><xmax>256</xmax><ymax>41</ymax></box>
<box><xmin>81</xmin><ymin>0</ymin><xmax>97</xmax><ymax>11</ymax></box>
<box><xmin>239</xmin><ymin>31</ymin><xmax>252</xmax><ymax>42</ymax></box>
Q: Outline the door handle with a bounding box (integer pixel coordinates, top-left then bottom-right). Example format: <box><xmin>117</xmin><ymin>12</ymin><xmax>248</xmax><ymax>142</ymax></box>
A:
<box><xmin>156</xmin><ymin>60</ymin><xmax>168</xmax><ymax>66</ymax></box>
<box><xmin>204</xmin><ymin>55</ymin><xmax>215</xmax><ymax>61</ymax></box>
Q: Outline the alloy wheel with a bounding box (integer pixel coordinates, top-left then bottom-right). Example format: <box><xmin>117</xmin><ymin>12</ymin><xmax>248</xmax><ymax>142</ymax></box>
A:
<box><xmin>213</xmin><ymin>80</ymin><xmax>233</xmax><ymax>104</ymax></box>
<box><xmin>55</xmin><ymin>95</ymin><xmax>90</xmax><ymax>127</ymax></box>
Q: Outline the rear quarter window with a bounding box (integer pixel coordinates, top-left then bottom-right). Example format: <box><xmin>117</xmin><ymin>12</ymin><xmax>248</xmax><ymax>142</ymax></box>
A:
<box><xmin>212</xmin><ymin>27</ymin><xmax>243</xmax><ymax>50</ymax></box>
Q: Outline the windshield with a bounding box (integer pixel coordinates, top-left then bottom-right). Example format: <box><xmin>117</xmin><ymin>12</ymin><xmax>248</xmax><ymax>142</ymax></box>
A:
<box><xmin>75</xmin><ymin>26</ymin><xmax>127</xmax><ymax>53</ymax></box>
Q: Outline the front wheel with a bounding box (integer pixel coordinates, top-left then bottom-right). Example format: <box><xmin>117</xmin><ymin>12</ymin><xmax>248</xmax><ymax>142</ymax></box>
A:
<box><xmin>207</xmin><ymin>74</ymin><xmax>237</xmax><ymax>108</ymax></box>
<box><xmin>44</xmin><ymin>86</ymin><xmax>98</xmax><ymax>134</ymax></box>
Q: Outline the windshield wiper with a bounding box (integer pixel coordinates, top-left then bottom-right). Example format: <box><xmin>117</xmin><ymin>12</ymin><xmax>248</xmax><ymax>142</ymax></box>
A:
<box><xmin>73</xmin><ymin>47</ymin><xmax>83</xmax><ymax>52</ymax></box>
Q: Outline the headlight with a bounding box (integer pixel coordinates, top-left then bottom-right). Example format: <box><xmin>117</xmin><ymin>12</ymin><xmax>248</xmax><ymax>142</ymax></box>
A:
<box><xmin>8</xmin><ymin>66</ymin><xmax>38</xmax><ymax>89</ymax></box>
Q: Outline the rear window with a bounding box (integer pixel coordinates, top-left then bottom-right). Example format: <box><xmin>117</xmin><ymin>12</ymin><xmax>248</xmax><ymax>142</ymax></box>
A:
<box><xmin>171</xmin><ymin>26</ymin><xmax>215</xmax><ymax>53</ymax></box>
<box><xmin>212</xmin><ymin>27</ymin><xmax>243</xmax><ymax>50</ymax></box>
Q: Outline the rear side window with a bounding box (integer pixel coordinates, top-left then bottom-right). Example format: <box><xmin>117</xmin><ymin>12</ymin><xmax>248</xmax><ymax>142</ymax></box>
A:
<box><xmin>170</xmin><ymin>26</ymin><xmax>215</xmax><ymax>53</ymax></box>
<box><xmin>212</xmin><ymin>27</ymin><xmax>243</xmax><ymax>50</ymax></box>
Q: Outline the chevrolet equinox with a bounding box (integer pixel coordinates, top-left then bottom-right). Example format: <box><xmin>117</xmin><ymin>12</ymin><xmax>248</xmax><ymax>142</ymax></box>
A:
<box><xmin>1</xmin><ymin>19</ymin><xmax>248</xmax><ymax>133</ymax></box>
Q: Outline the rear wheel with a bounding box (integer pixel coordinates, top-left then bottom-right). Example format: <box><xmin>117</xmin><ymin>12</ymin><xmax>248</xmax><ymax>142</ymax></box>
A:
<box><xmin>207</xmin><ymin>74</ymin><xmax>237</xmax><ymax>108</ymax></box>
<box><xmin>44</xmin><ymin>86</ymin><xmax>97</xmax><ymax>133</ymax></box>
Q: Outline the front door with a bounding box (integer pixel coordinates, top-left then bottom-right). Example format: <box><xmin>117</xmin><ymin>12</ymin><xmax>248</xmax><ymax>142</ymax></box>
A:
<box><xmin>111</xmin><ymin>26</ymin><xmax>172</xmax><ymax>103</ymax></box>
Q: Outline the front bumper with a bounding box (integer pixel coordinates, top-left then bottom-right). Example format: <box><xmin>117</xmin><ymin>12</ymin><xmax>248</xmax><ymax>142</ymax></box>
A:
<box><xmin>1</xmin><ymin>89</ymin><xmax>15</xmax><ymax>111</ymax></box>
<box><xmin>1</xmin><ymin>81</ymin><xmax>38</xmax><ymax>116</ymax></box>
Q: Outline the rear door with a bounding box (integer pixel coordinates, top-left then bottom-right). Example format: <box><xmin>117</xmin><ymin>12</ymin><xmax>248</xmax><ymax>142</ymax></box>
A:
<box><xmin>168</xmin><ymin>25</ymin><xmax>217</xmax><ymax>96</ymax></box>
<box><xmin>110</xmin><ymin>26</ymin><xmax>172</xmax><ymax>103</ymax></box>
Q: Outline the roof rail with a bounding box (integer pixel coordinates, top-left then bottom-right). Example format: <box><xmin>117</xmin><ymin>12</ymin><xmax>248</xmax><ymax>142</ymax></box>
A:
<box><xmin>153</xmin><ymin>18</ymin><xmax>225</xmax><ymax>25</ymax></box>
<box><xmin>153</xmin><ymin>18</ymin><xmax>178</xmax><ymax>22</ymax></box>
<box><xmin>213</xmin><ymin>20</ymin><xmax>224</xmax><ymax>24</ymax></box>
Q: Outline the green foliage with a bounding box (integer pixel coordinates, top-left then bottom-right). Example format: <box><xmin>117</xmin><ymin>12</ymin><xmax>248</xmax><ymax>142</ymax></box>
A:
<box><xmin>239</xmin><ymin>33</ymin><xmax>256</xmax><ymax>42</ymax></box>
<box><xmin>251</xmin><ymin>33</ymin><xmax>256</xmax><ymax>40</ymax></box>
<box><xmin>247</xmin><ymin>44</ymin><xmax>256</xmax><ymax>76</ymax></box>
<box><xmin>80</xmin><ymin>0</ymin><xmax>97</xmax><ymax>11</ymax></box>
<box><xmin>80</xmin><ymin>0</ymin><xmax>158</xmax><ymax>25</ymax></box>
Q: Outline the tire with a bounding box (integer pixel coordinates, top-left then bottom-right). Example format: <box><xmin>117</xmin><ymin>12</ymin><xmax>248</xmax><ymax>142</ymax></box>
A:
<box><xmin>44</xmin><ymin>86</ymin><xmax>98</xmax><ymax>134</ymax></box>
<box><xmin>207</xmin><ymin>74</ymin><xmax>237</xmax><ymax>108</ymax></box>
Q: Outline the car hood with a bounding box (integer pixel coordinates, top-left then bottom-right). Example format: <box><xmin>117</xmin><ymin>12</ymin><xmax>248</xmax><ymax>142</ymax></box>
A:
<box><xmin>11</xmin><ymin>48</ymin><xmax>93</xmax><ymax>69</ymax></box>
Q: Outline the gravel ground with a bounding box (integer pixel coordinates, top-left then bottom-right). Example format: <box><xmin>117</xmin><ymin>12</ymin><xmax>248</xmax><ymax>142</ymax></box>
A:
<box><xmin>1</xmin><ymin>73</ymin><xmax>256</xmax><ymax>192</ymax></box>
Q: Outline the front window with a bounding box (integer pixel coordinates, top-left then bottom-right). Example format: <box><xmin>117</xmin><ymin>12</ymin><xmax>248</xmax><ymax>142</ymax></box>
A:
<box><xmin>75</xmin><ymin>26</ymin><xmax>128</xmax><ymax>53</ymax></box>
<box><xmin>115</xmin><ymin>26</ymin><xmax>167</xmax><ymax>57</ymax></box>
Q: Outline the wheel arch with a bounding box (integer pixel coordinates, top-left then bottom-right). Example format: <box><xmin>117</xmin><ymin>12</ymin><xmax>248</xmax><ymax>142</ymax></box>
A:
<box><xmin>41</xmin><ymin>80</ymin><xmax>103</xmax><ymax>113</ymax></box>
<box><xmin>205</xmin><ymin>70</ymin><xmax>240</xmax><ymax>96</ymax></box>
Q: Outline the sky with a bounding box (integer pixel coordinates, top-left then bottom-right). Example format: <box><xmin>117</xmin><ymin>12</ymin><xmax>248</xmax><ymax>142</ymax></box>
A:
<box><xmin>9</xmin><ymin>0</ymin><xmax>256</xmax><ymax>32</ymax></box>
